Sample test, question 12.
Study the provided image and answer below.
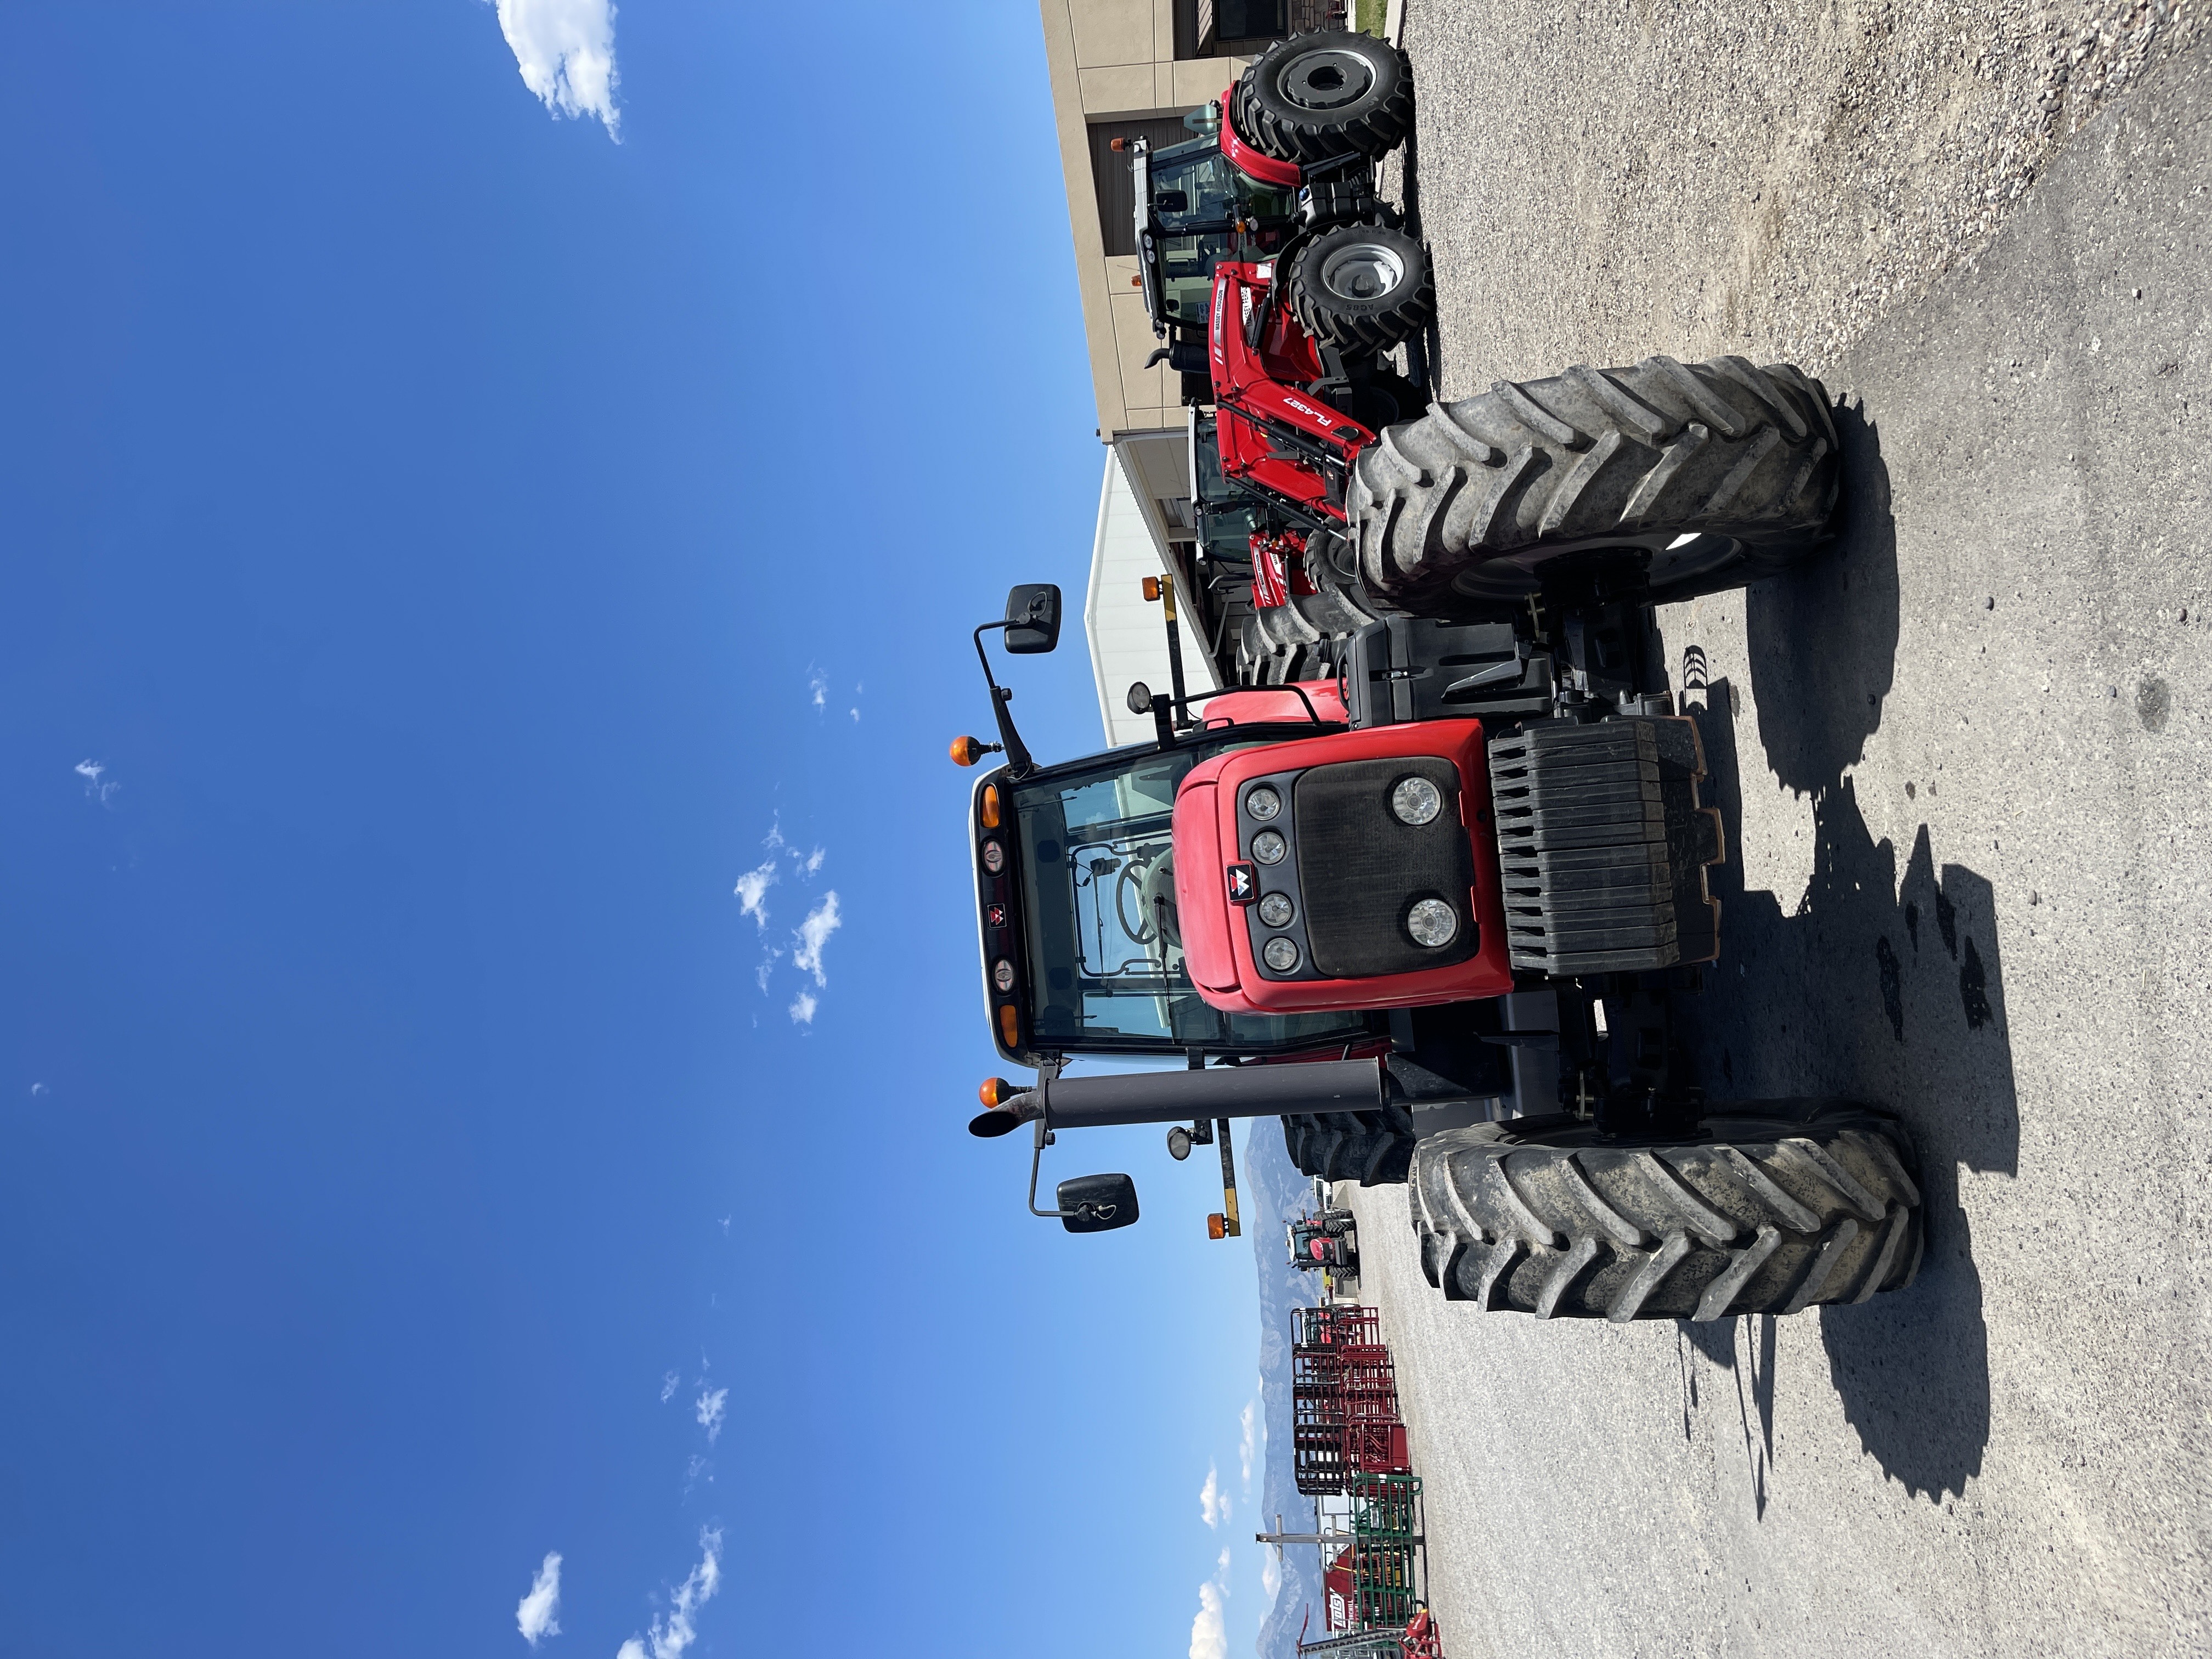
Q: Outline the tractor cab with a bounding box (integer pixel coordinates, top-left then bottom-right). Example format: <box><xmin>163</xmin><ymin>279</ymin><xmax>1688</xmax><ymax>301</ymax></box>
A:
<box><xmin>977</xmin><ymin>726</ymin><xmax>1374</xmax><ymax>1069</ymax></box>
<box><xmin>1133</xmin><ymin>106</ymin><xmax>1300</xmax><ymax>345</ymax></box>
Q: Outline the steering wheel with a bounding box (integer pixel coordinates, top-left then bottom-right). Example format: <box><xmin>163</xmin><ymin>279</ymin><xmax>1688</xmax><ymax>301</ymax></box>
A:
<box><xmin>1114</xmin><ymin>859</ymin><xmax>1159</xmax><ymax>946</ymax></box>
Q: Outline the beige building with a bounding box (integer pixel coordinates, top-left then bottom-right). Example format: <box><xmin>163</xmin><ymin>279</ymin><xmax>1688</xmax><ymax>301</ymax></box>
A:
<box><xmin>1039</xmin><ymin>1</ymin><xmax>1340</xmax><ymax>700</ymax></box>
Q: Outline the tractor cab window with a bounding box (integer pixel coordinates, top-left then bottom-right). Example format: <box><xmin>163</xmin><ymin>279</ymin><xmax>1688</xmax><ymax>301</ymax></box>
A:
<box><xmin>1146</xmin><ymin>136</ymin><xmax>1293</xmax><ymax>325</ymax></box>
<box><xmin>1192</xmin><ymin>411</ymin><xmax>1262</xmax><ymax>566</ymax></box>
<box><xmin>1012</xmin><ymin>742</ymin><xmax>1363</xmax><ymax>1054</ymax></box>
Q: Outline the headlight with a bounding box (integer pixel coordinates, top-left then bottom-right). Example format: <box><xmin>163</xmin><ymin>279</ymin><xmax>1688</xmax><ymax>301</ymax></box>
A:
<box><xmin>981</xmin><ymin>838</ymin><xmax>1005</xmax><ymax>873</ymax></box>
<box><xmin>1245</xmin><ymin>785</ymin><xmax>1283</xmax><ymax>821</ymax></box>
<box><xmin>1262</xmin><ymin>936</ymin><xmax>1301</xmax><ymax>972</ymax></box>
<box><xmin>993</xmin><ymin>958</ymin><xmax>1015</xmax><ymax>992</ymax></box>
<box><xmin>1251</xmin><ymin>830</ymin><xmax>1287</xmax><ymax>865</ymax></box>
<box><xmin>1406</xmin><ymin>898</ymin><xmax>1458</xmax><ymax>947</ymax></box>
<box><xmin>1391</xmin><ymin>776</ymin><xmax>1443</xmax><ymax>826</ymax></box>
<box><xmin>1257</xmin><ymin>892</ymin><xmax>1296</xmax><ymax>928</ymax></box>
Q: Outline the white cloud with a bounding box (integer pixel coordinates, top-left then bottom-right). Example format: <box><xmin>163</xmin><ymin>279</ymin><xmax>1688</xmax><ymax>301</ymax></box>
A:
<box><xmin>75</xmin><ymin>760</ymin><xmax>119</xmax><ymax>804</ymax></box>
<box><xmin>809</xmin><ymin>671</ymin><xmax>827</xmax><ymax>712</ymax></box>
<box><xmin>620</xmin><ymin>1528</ymin><xmax>723</xmax><ymax>1659</ymax></box>
<box><xmin>1189</xmin><ymin>1581</ymin><xmax>1227</xmax><ymax>1659</ymax></box>
<box><xmin>485</xmin><ymin>0</ymin><xmax>619</xmax><ymax>136</ymax></box>
<box><xmin>1199</xmin><ymin>1463</ymin><xmax>1228</xmax><ymax>1529</ymax></box>
<box><xmin>695</xmin><ymin>1387</ymin><xmax>727</xmax><ymax>1443</ymax></box>
<box><xmin>30</xmin><ymin>1083</ymin><xmax>48</xmax><ymax>1098</ymax></box>
<box><xmin>788</xmin><ymin>990</ymin><xmax>817</xmax><ymax>1024</ymax></box>
<box><xmin>1239</xmin><ymin>1400</ymin><xmax>1256</xmax><ymax>1493</ymax></box>
<box><xmin>659</xmin><ymin>1371</ymin><xmax>679</xmax><ymax>1403</ymax></box>
<box><xmin>515</xmin><ymin>1551</ymin><xmax>562</xmax><ymax>1646</ymax></box>
<box><xmin>733</xmin><ymin>862</ymin><xmax>777</xmax><ymax>927</ymax></box>
<box><xmin>849</xmin><ymin>707</ymin><xmax>860</xmax><ymax>721</ymax></box>
<box><xmin>797</xmin><ymin>846</ymin><xmax>825</xmax><ymax>876</ymax></box>
<box><xmin>792</xmin><ymin>893</ymin><xmax>840</xmax><ymax>985</ymax></box>
<box><xmin>1218</xmin><ymin>1547</ymin><xmax>1231</xmax><ymax>1583</ymax></box>
<box><xmin>1262</xmin><ymin>1551</ymin><xmax>1282</xmax><ymax>1601</ymax></box>
<box><xmin>755</xmin><ymin>951</ymin><xmax>782</xmax><ymax>994</ymax></box>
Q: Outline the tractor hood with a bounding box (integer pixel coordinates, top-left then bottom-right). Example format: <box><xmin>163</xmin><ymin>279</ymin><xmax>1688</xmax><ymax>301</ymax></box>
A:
<box><xmin>1171</xmin><ymin>719</ymin><xmax>1515</xmax><ymax>1015</ymax></box>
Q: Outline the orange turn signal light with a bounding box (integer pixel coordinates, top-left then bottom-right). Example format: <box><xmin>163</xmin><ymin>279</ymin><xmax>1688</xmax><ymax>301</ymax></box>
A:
<box><xmin>998</xmin><ymin>1004</ymin><xmax>1020</xmax><ymax>1047</ymax></box>
<box><xmin>1207</xmin><ymin>1213</ymin><xmax>1228</xmax><ymax>1240</ymax></box>
<box><xmin>1109</xmin><ymin>136</ymin><xmax>1126</xmax><ymax>151</ymax></box>
<box><xmin>979</xmin><ymin>1076</ymin><xmax>1013</xmax><ymax>1109</ymax></box>
<box><xmin>980</xmin><ymin>785</ymin><xmax>1001</xmax><ymax>828</ymax></box>
<box><xmin>1142</xmin><ymin>575</ymin><xmax>1161</xmax><ymax>602</ymax></box>
<box><xmin>950</xmin><ymin>735</ymin><xmax>987</xmax><ymax>767</ymax></box>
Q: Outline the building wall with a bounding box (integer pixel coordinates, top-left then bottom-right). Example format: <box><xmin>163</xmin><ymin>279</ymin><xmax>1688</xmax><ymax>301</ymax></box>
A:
<box><xmin>1036</xmin><ymin>0</ymin><xmax>1251</xmax><ymax>444</ymax></box>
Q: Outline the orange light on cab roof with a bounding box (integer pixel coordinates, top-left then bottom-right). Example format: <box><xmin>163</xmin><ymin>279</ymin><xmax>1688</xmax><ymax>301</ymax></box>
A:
<box><xmin>998</xmin><ymin>1004</ymin><xmax>1020</xmax><ymax>1047</ymax></box>
<box><xmin>1207</xmin><ymin>1213</ymin><xmax>1228</xmax><ymax>1240</ymax></box>
<box><xmin>980</xmin><ymin>785</ymin><xmax>1001</xmax><ymax>828</ymax></box>
<box><xmin>950</xmin><ymin>735</ymin><xmax>987</xmax><ymax>767</ymax></box>
<box><xmin>1142</xmin><ymin>575</ymin><xmax>1161</xmax><ymax>602</ymax></box>
<box><xmin>978</xmin><ymin>1076</ymin><xmax>1013</xmax><ymax>1109</ymax></box>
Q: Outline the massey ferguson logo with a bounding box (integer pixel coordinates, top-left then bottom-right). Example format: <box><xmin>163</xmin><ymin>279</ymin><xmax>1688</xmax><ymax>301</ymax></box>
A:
<box><xmin>986</xmin><ymin>904</ymin><xmax>1006</xmax><ymax>928</ymax></box>
<box><xmin>1226</xmin><ymin>864</ymin><xmax>1257</xmax><ymax>904</ymax></box>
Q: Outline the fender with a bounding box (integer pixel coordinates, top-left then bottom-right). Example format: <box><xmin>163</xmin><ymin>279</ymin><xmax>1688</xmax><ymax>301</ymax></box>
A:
<box><xmin>1216</xmin><ymin>97</ymin><xmax>1303</xmax><ymax>189</ymax></box>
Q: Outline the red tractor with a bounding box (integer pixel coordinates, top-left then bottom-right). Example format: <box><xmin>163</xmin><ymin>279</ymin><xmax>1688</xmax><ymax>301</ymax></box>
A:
<box><xmin>956</xmin><ymin>345</ymin><xmax>1926</xmax><ymax>1324</ymax></box>
<box><xmin>1126</xmin><ymin>32</ymin><xmax>1431</xmax><ymax>677</ymax></box>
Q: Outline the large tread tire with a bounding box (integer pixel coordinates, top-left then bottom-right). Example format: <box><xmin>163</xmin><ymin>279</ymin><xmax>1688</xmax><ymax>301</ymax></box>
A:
<box><xmin>1407</xmin><ymin>1101</ymin><xmax>1923</xmax><ymax>1321</ymax></box>
<box><xmin>1350</xmin><ymin>356</ymin><xmax>1842</xmax><ymax>617</ymax></box>
<box><xmin>1290</xmin><ymin>227</ymin><xmax>1435</xmax><ymax>357</ymax></box>
<box><xmin>1284</xmin><ymin>1104</ymin><xmax>1416</xmax><ymax>1186</ymax></box>
<box><xmin>1232</xmin><ymin>31</ymin><xmax>1414</xmax><ymax>164</ymax></box>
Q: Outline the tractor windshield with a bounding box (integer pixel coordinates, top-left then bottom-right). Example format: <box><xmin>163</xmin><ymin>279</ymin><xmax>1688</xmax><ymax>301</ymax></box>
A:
<box><xmin>1146</xmin><ymin>137</ymin><xmax>1294</xmax><ymax>329</ymax></box>
<box><xmin>1010</xmin><ymin>740</ymin><xmax>1362</xmax><ymax>1054</ymax></box>
<box><xmin>1192</xmin><ymin>410</ymin><xmax>1263</xmax><ymax>566</ymax></box>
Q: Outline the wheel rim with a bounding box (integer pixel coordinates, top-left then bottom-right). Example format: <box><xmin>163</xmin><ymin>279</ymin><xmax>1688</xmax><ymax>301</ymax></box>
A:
<box><xmin>1276</xmin><ymin>47</ymin><xmax>1375</xmax><ymax>110</ymax></box>
<box><xmin>1318</xmin><ymin>239</ymin><xmax>1404</xmax><ymax>302</ymax></box>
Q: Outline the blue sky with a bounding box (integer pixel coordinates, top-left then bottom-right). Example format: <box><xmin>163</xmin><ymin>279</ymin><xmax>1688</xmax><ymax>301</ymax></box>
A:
<box><xmin>0</xmin><ymin>4</ymin><xmax>1278</xmax><ymax>1655</ymax></box>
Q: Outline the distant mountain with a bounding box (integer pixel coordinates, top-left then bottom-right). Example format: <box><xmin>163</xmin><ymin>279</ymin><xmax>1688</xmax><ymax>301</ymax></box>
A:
<box><xmin>1242</xmin><ymin>1124</ymin><xmax>1324</xmax><ymax>1659</ymax></box>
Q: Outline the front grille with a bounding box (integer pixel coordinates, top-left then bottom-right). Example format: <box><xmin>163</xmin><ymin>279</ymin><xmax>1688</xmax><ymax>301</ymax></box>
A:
<box><xmin>1292</xmin><ymin>758</ymin><xmax>1476</xmax><ymax>979</ymax></box>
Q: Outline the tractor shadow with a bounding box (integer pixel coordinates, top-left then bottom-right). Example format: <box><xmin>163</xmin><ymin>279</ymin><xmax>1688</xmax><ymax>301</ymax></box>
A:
<box><xmin>1671</xmin><ymin>403</ymin><xmax>2019</xmax><ymax>1505</ymax></box>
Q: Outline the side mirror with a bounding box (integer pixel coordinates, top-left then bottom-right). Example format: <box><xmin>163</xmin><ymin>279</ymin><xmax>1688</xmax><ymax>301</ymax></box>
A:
<box><xmin>1056</xmin><ymin>1172</ymin><xmax>1139</xmax><ymax>1234</ymax></box>
<box><xmin>1125</xmin><ymin>681</ymin><xmax>1154</xmax><ymax>714</ymax></box>
<box><xmin>1004</xmin><ymin>584</ymin><xmax>1063</xmax><ymax>655</ymax></box>
<box><xmin>1155</xmin><ymin>188</ymin><xmax>1190</xmax><ymax>215</ymax></box>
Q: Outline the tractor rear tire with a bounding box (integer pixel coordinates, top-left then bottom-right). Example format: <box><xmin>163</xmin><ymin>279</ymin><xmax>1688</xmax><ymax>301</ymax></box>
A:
<box><xmin>1283</xmin><ymin>1103</ymin><xmax>1417</xmax><ymax>1187</ymax></box>
<box><xmin>1407</xmin><ymin>1101</ymin><xmax>1924</xmax><ymax>1321</ymax></box>
<box><xmin>1290</xmin><ymin>226</ymin><xmax>1434</xmax><ymax>358</ymax></box>
<box><xmin>1348</xmin><ymin>356</ymin><xmax>1841</xmax><ymax>617</ymax></box>
<box><xmin>1233</xmin><ymin>31</ymin><xmax>1415</xmax><ymax>165</ymax></box>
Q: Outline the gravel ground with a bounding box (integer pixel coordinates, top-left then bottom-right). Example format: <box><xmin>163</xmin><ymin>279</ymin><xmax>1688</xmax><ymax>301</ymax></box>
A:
<box><xmin>1395</xmin><ymin>0</ymin><xmax>2205</xmax><ymax>385</ymax></box>
<box><xmin>1338</xmin><ymin>17</ymin><xmax>2212</xmax><ymax>1659</ymax></box>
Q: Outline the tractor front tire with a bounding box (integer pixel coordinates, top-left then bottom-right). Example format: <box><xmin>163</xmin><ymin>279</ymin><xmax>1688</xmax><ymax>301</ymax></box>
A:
<box><xmin>1233</xmin><ymin>30</ymin><xmax>1414</xmax><ymax>164</ymax></box>
<box><xmin>1290</xmin><ymin>225</ymin><xmax>1434</xmax><ymax>358</ymax></box>
<box><xmin>1284</xmin><ymin>1103</ymin><xmax>1417</xmax><ymax>1187</ymax></box>
<box><xmin>1408</xmin><ymin>1102</ymin><xmax>1923</xmax><ymax>1321</ymax></box>
<box><xmin>1349</xmin><ymin>355</ymin><xmax>1841</xmax><ymax>616</ymax></box>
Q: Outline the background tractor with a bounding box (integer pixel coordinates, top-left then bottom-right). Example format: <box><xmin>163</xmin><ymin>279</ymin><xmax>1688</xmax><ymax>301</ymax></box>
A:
<box><xmin>956</xmin><ymin>347</ymin><xmax>1926</xmax><ymax>1324</ymax></box>
<box><xmin>1127</xmin><ymin>30</ymin><xmax>1432</xmax><ymax>687</ymax></box>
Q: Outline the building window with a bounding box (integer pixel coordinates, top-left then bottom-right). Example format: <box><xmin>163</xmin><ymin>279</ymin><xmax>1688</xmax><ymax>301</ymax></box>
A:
<box><xmin>1178</xmin><ymin>0</ymin><xmax>1332</xmax><ymax>57</ymax></box>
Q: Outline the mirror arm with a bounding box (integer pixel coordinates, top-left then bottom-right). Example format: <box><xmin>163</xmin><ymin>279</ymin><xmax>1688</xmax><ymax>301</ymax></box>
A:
<box><xmin>1024</xmin><ymin>1104</ymin><xmax>1120</xmax><ymax>1225</ymax></box>
<box><xmin>972</xmin><ymin>622</ymin><xmax>1037</xmax><ymax>777</ymax></box>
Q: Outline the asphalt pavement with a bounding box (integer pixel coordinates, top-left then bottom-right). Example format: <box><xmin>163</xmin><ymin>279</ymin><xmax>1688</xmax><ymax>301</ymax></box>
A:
<box><xmin>1344</xmin><ymin>26</ymin><xmax>2212</xmax><ymax>1659</ymax></box>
